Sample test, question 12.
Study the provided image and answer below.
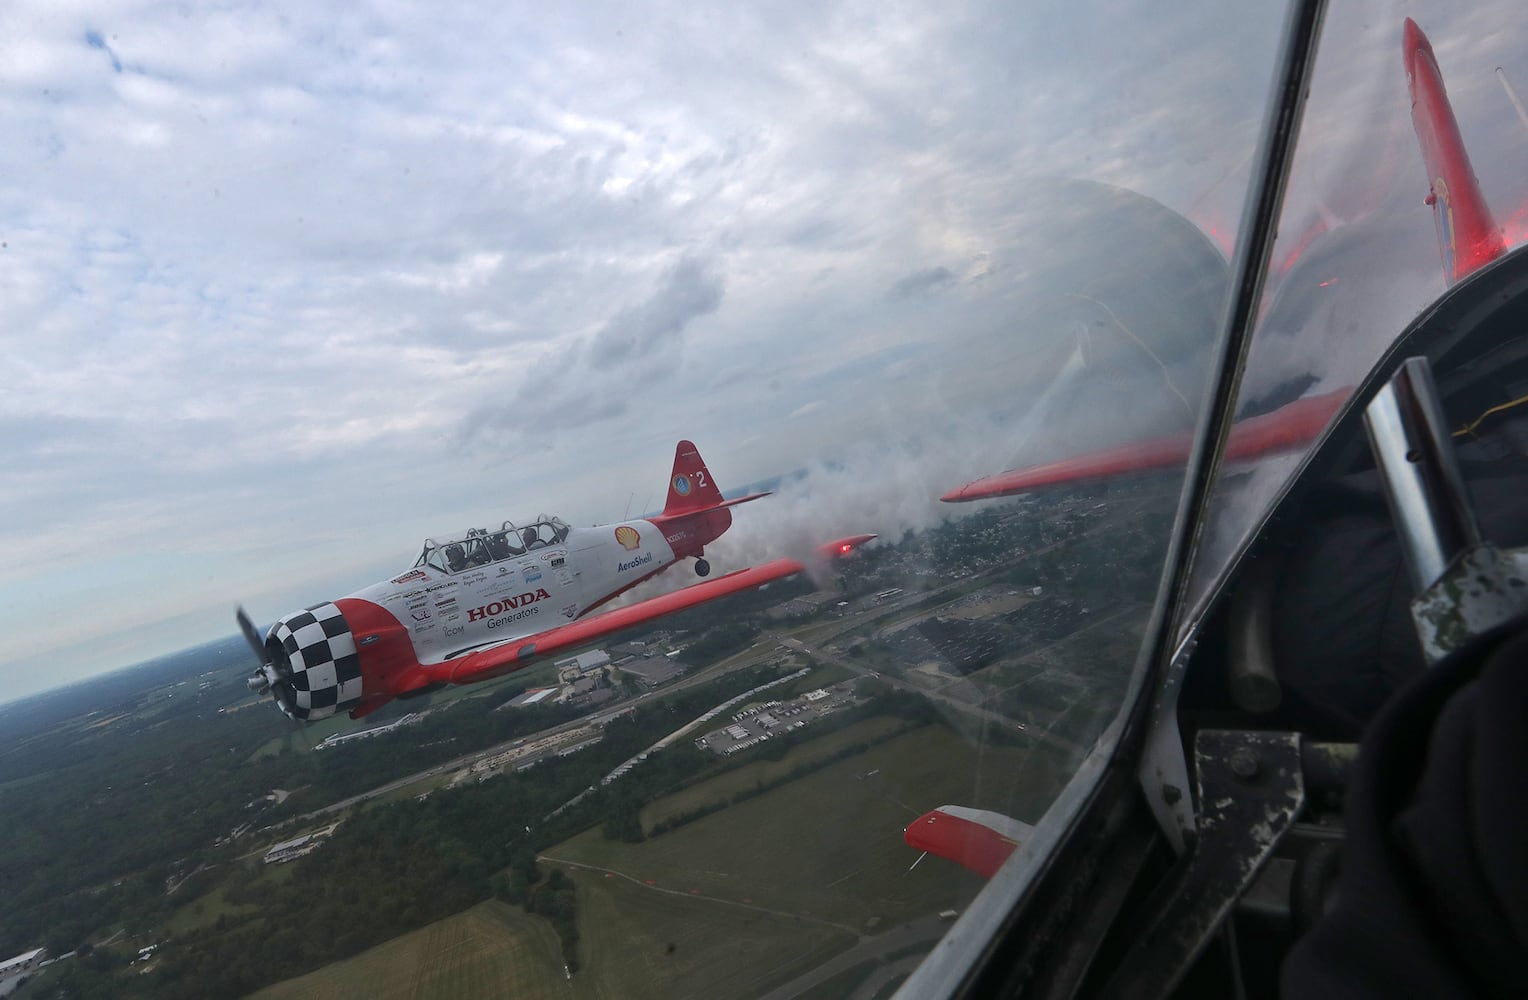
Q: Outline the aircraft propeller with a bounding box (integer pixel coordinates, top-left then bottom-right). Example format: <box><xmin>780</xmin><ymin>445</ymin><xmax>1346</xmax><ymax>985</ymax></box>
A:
<box><xmin>238</xmin><ymin>606</ymin><xmax>296</xmax><ymax>717</ymax></box>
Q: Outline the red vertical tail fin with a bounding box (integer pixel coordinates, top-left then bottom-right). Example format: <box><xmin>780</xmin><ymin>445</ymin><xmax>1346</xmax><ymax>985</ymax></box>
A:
<box><xmin>663</xmin><ymin>440</ymin><xmax>726</xmax><ymax>515</ymax></box>
<box><xmin>1404</xmin><ymin>17</ymin><xmax>1507</xmax><ymax>285</ymax></box>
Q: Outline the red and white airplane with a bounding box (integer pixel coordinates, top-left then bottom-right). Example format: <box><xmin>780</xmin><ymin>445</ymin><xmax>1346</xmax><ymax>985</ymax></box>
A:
<box><xmin>240</xmin><ymin>440</ymin><xmax>874</xmax><ymax>723</ymax></box>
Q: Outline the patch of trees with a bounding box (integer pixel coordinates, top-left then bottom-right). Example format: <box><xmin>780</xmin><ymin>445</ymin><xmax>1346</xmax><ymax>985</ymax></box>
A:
<box><xmin>9</xmin><ymin>656</ymin><xmax>904</xmax><ymax>996</ymax></box>
<box><xmin>680</xmin><ymin>619</ymin><xmax>764</xmax><ymax>665</ymax></box>
<box><xmin>0</xmin><ymin>693</ymin><xmax>586</xmax><ymax>960</ymax></box>
<box><xmin>523</xmin><ymin>869</ymin><xmax>579</xmax><ymax>971</ymax></box>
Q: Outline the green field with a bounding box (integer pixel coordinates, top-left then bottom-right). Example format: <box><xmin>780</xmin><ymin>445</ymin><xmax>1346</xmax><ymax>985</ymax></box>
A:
<box><xmin>546</xmin><ymin>721</ymin><xmax>1063</xmax><ymax>932</ymax></box>
<box><xmin>248</xmin><ymin>900</ymin><xmax>573</xmax><ymax>1000</ymax></box>
<box><xmin>790</xmin><ymin>959</ymin><xmax>880</xmax><ymax>1000</ymax></box>
<box><xmin>165</xmin><ymin>882</ymin><xmax>261</xmax><ymax>936</ymax></box>
<box><xmin>640</xmin><ymin>716</ymin><xmax>911</xmax><ymax>833</ymax></box>
<box><xmin>563</xmin><ymin>867</ymin><xmax>856</xmax><ymax>1000</ymax></box>
<box><xmin>782</xmin><ymin>663</ymin><xmax>855</xmax><ymax>696</ymax></box>
<box><xmin>248</xmin><ymin>714</ymin><xmax>357</xmax><ymax>760</ymax></box>
<box><xmin>241</xmin><ymin>719</ymin><xmax>1071</xmax><ymax>1000</ymax></box>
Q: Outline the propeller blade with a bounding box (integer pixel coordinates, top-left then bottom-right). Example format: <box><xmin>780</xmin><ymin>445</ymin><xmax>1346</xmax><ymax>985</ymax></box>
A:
<box><xmin>236</xmin><ymin>606</ymin><xmax>304</xmax><ymax>722</ymax></box>
<box><xmin>236</xmin><ymin>606</ymin><xmax>268</xmax><ymax>665</ymax></box>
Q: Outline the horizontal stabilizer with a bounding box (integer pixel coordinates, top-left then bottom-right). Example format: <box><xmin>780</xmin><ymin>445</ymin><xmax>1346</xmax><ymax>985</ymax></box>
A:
<box><xmin>1404</xmin><ymin>17</ymin><xmax>1507</xmax><ymax>284</ymax></box>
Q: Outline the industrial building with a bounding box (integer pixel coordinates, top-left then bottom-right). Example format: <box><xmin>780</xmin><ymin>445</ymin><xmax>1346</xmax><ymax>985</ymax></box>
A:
<box><xmin>555</xmin><ymin>649</ymin><xmax>610</xmax><ymax>683</ymax></box>
<box><xmin>262</xmin><ymin>822</ymin><xmax>340</xmax><ymax>864</ymax></box>
<box><xmin>0</xmin><ymin>948</ymin><xmax>46</xmax><ymax>995</ymax></box>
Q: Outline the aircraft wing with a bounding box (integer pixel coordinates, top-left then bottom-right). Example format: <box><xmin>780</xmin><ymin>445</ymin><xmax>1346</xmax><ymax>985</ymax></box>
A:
<box><xmin>426</xmin><ymin>534</ymin><xmax>876</xmax><ymax>689</ymax></box>
<box><xmin>941</xmin><ymin>389</ymin><xmax>1347</xmax><ymax>503</ymax></box>
<box><xmin>905</xmin><ymin>805</ymin><xmax>1036</xmax><ymax>879</ymax></box>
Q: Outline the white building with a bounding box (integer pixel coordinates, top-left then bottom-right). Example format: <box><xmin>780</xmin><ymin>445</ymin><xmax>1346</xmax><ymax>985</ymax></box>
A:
<box><xmin>0</xmin><ymin>949</ymin><xmax>46</xmax><ymax>992</ymax></box>
<box><xmin>556</xmin><ymin>650</ymin><xmax>610</xmax><ymax>682</ymax></box>
<box><xmin>262</xmin><ymin>822</ymin><xmax>340</xmax><ymax>864</ymax></box>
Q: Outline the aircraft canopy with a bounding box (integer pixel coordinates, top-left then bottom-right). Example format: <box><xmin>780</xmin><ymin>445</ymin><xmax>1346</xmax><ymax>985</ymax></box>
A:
<box><xmin>413</xmin><ymin>515</ymin><xmax>571</xmax><ymax>574</ymax></box>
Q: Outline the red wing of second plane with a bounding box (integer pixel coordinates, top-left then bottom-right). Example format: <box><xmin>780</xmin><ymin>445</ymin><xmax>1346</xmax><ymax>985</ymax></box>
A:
<box><xmin>241</xmin><ymin>440</ymin><xmax>875</xmax><ymax>723</ymax></box>
<box><xmin>941</xmin><ymin>389</ymin><xmax>1348</xmax><ymax>503</ymax></box>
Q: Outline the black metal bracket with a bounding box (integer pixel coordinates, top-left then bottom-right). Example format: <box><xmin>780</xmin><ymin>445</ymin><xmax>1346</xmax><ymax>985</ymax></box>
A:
<box><xmin>1102</xmin><ymin>730</ymin><xmax>1305</xmax><ymax>998</ymax></box>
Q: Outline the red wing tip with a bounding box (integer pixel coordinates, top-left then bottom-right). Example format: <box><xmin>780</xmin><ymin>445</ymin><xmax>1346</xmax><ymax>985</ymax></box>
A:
<box><xmin>819</xmin><ymin>534</ymin><xmax>877</xmax><ymax>558</ymax></box>
<box><xmin>941</xmin><ymin>479</ymin><xmax>1013</xmax><ymax>503</ymax></box>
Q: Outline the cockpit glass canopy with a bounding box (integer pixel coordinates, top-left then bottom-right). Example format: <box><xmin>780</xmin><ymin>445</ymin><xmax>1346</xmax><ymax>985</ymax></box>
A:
<box><xmin>414</xmin><ymin>515</ymin><xmax>571</xmax><ymax>573</ymax></box>
<box><xmin>1181</xmin><ymin>2</ymin><xmax>1528</xmax><ymax>630</ymax></box>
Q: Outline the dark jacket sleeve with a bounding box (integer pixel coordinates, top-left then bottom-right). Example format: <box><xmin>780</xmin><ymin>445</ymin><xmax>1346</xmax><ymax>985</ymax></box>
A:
<box><xmin>1282</xmin><ymin>628</ymin><xmax>1528</xmax><ymax>998</ymax></box>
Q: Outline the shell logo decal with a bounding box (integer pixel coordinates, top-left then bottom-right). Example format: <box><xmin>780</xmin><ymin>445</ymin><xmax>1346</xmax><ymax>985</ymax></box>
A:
<box><xmin>673</xmin><ymin>474</ymin><xmax>692</xmax><ymax>496</ymax></box>
<box><xmin>615</xmin><ymin>525</ymin><xmax>641</xmax><ymax>550</ymax></box>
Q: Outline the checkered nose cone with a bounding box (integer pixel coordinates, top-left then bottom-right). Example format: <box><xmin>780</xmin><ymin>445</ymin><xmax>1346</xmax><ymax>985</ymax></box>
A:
<box><xmin>268</xmin><ymin>603</ymin><xmax>364</xmax><ymax>721</ymax></box>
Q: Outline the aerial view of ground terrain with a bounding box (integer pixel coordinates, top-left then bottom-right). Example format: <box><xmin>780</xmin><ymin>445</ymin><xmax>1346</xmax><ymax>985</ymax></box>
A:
<box><xmin>0</xmin><ymin>484</ymin><xmax>1173</xmax><ymax>1000</ymax></box>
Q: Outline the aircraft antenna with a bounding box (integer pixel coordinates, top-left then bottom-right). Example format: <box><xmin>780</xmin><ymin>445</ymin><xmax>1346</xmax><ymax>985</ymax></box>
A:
<box><xmin>1496</xmin><ymin>67</ymin><xmax>1528</xmax><ymax>138</ymax></box>
<box><xmin>624</xmin><ymin>491</ymin><xmax>634</xmax><ymax>520</ymax></box>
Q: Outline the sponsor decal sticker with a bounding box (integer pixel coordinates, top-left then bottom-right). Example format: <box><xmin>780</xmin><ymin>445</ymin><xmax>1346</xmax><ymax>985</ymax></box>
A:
<box><xmin>615</xmin><ymin>526</ymin><xmax>641</xmax><ymax>550</ymax></box>
<box><xmin>410</xmin><ymin>609</ymin><xmax>432</xmax><ymax>622</ymax></box>
<box><xmin>522</xmin><ymin>564</ymin><xmax>543</xmax><ymax>583</ymax></box>
<box><xmin>445</xmin><ymin>625</ymin><xmax>465</xmax><ymax>638</ymax></box>
<box><xmin>391</xmin><ymin>569</ymin><xmax>429</xmax><ymax>585</ymax></box>
<box><xmin>673</xmin><ymin>474</ymin><xmax>692</xmax><ymax>497</ymax></box>
<box><xmin>484</xmin><ymin>605</ymin><xmax>539</xmax><ymax>628</ymax></box>
<box><xmin>562</xmin><ymin>604</ymin><xmax>579</xmax><ymax>619</ymax></box>
<box><xmin>467</xmin><ymin>588</ymin><xmax>553</xmax><ymax>623</ymax></box>
<box><xmin>1434</xmin><ymin>176</ymin><xmax>1457</xmax><ymax>278</ymax></box>
<box><xmin>618</xmin><ymin>552</ymin><xmax>655</xmax><ymax>573</ymax></box>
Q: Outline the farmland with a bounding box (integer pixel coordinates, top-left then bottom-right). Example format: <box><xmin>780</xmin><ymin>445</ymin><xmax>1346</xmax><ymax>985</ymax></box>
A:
<box><xmin>545</xmin><ymin>721</ymin><xmax>1064</xmax><ymax>935</ymax></box>
<box><xmin>248</xmin><ymin>901</ymin><xmax>572</xmax><ymax>1000</ymax></box>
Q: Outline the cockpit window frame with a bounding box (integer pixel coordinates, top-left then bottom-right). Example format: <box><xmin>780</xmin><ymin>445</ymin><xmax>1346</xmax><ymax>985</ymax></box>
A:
<box><xmin>894</xmin><ymin>1</ymin><xmax>1327</xmax><ymax>994</ymax></box>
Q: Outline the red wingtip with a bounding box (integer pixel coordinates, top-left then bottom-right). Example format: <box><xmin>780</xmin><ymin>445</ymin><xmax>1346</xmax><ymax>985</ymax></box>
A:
<box><xmin>818</xmin><ymin>534</ymin><xmax>877</xmax><ymax>559</ymax></box>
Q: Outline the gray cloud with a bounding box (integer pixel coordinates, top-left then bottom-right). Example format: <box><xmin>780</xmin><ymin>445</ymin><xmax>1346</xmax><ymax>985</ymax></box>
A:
<box><xmin>9</xmin><ymin>0</ymin><xmax>1511</xmax><ymax>703</ymax></box>
<box><xmin>886</xmin><ymin>265</ymin><xmax>955</xmax><ymax>300</ymax></box>
<box><xmin>459</xmin><ymin>253</ymin><xmax>724</xmax><ymax>444</ymax></box>
<box><xmin>587</xmin><ymin>256</ymin><xmax>724</xmax><ymax>368</ymax></box>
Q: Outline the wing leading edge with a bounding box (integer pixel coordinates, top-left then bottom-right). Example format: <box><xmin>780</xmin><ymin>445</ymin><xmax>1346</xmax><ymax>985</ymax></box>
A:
<box><xmin>942</xmin><ymin>390</ymin><xmax>1348</xmax><ymax>503</ymax></box>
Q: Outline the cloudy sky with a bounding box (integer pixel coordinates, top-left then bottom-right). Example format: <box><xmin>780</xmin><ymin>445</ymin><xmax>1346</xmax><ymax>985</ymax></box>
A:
<box><xmin>2</xmin><ymin>0</ymin><xmax>1520</xmax><ymax>705</ymax></box>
